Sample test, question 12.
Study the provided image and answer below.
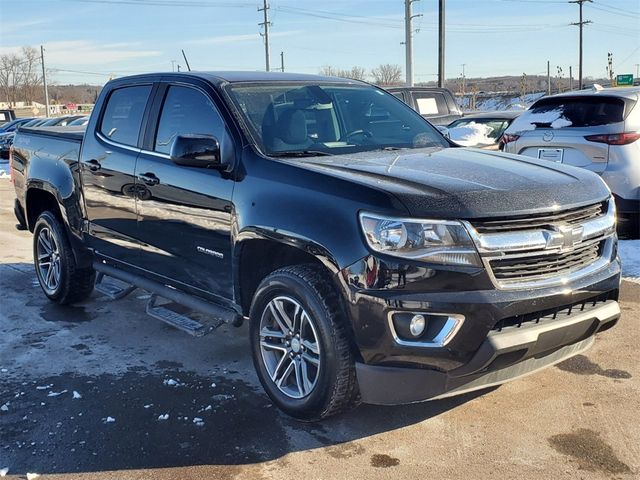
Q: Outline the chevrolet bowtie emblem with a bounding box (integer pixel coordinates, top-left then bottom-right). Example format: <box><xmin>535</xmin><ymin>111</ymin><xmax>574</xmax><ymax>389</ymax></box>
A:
<box><xmin>544</xmin><ymin>225</ymin><xmax>584</xmax><ymax>251</ymax></box>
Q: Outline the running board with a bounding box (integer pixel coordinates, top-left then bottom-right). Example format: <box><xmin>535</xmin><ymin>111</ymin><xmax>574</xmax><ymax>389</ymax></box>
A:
<box><xmin>95</xmin><ymin>272</ymin><xmax>137</xmax><ymax>300</ymax></box>
<box><xmin>146</xmin><ymin>294</ymin><xmax>224</xmax><ymax>337</ymax></box>
<box><xmin>92</xmin><ymin>261</ymin><xmax>243</xmax><ymax>333</ymax></box>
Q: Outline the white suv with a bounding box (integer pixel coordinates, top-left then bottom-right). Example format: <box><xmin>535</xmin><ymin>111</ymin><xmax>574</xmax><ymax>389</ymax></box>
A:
<box><xmin>503</xmin><ymin>86</ymin><xmax>640</xmax><ymax>238</ymax></box>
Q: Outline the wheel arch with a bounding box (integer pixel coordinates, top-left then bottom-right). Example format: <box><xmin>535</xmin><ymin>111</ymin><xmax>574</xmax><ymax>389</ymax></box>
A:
<box><xmin>233</xmin><ymin>229</ymin><xmax>342</xmax><ymax>317</ymax></box>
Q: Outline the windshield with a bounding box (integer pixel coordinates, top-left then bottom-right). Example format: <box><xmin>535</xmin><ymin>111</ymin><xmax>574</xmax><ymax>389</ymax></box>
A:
<box><xmin>226</xmin><ymin>82</ymin><xmax>449</xmax><ymax>156</ymax></box>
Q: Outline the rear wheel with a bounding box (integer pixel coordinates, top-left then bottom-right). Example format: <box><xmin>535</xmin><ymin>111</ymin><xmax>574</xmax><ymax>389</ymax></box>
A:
<box><xmin>33</xmin><ymin>211</ymin><xmax>95</xmax><ymax>304</ymax></box>
<box><xmin>249</xmin><ymin>264</ymin><xmax>359</xmax><ymax>420</ymax></box>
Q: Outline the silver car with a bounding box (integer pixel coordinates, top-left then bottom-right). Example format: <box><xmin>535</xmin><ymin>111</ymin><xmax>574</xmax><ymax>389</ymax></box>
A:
<box><xmin>503</xmin><ymin>86</ymin><xmax>640</xmax><ymax>237</ymax></box>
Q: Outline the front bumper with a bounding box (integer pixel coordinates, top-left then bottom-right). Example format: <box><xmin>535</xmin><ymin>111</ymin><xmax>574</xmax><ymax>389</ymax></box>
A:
<box><xmin>357</xmin><ymin>299</ymin><xmax>620</xmax><ymax>405</ymax></box>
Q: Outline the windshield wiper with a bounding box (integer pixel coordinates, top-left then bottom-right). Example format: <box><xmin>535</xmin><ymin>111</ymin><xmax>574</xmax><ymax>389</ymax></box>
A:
<box><xmin>269</xmin><ymin>150</ymin><xmax>334</xmax><ymax>158</ymax></box>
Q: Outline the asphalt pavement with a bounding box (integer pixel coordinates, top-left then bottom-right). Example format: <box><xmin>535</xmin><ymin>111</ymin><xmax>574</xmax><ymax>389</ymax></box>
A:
<box><xmin>0</xmin><ymin>179</ymin><xmax>638</xmax><ymax>479</ymax></box>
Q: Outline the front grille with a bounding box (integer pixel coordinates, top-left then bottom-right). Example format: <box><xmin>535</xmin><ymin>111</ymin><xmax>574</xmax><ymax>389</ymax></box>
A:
<box><xmin>492</xmin><ymin>291</ymin><xmax>615</xmax><ymax>332</ymax></box>
<box><xmin>489</xmin><ymin>240</ymin><xmax>602</xmax><ymax>281</ymax></box>
<box><xmin>473</xmin><ymin>201</ymin><xmax>606</xmax><ymax>234</ymax></box>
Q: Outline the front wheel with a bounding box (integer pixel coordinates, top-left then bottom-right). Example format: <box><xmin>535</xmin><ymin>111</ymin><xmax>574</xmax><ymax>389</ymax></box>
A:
<box><xmin>33</xmin><ymin>211</ymin><xmax>95</xmax><ymax>304</ymax></box>
<box><xmin>249</xmin><ymin>264</ymin><xmax>359</xmax><ymax>420</ymax></box>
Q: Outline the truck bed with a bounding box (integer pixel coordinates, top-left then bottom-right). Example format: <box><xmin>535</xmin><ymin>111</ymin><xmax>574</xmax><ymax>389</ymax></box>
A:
<box><xmin>19</xmin><ymin>125</ymin><xmax>85</xmax><ymax>143</ymax></box>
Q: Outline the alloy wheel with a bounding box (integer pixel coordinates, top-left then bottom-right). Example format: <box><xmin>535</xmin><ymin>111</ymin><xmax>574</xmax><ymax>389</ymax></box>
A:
<box><xmin>259</xmin><ymin>295</ymin><xmax>321</xmax><ymax>399</ymax></box>
<box><xmin>36</xmin><ymin>227</ymin><xmax>61</xmax><ymax>294</ymax></box>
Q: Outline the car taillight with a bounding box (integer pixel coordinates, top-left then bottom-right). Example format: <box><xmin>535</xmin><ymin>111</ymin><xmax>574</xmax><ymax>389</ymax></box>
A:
<box><xmin>584</xmin><ymin>132</ymin><xmax>640</xmax><ymax>145</ymax></box>
<box><xmin>502</xmin><ymin>133</ymin><xmax>520</xmax><ymax>144</ymax></box>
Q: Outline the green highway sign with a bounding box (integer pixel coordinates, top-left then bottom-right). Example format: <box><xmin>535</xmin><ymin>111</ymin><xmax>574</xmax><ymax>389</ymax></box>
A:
<box><xmin>617</xmin><ymin>74</ymin><xmax>634</xmax><ymax>86</ymax></box>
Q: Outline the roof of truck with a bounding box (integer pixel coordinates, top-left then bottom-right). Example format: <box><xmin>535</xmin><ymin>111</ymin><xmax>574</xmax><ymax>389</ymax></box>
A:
<box><xmin>109</xmin><ymin>71</ymin><xmax>364</xmax><ymax>85</ymax></box>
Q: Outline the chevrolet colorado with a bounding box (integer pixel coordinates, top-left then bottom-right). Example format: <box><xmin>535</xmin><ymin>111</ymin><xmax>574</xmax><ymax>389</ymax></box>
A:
<box><xmin>10</xmin><ymin>72</ymin><xmax>621</xmax><ymax>420</ymax></box>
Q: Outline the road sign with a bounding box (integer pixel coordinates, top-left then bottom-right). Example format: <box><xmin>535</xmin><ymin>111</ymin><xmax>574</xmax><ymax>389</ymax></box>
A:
<box><xmin>617</xmin><ymin>74</ymin><xmax>634</xmax><ymax>86</ymax></box>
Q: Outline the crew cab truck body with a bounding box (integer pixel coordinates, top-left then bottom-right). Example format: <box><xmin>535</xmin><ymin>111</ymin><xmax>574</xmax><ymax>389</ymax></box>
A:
<box><xmin>11</xmin><ymin>72</ymin><xmax>621</xmax><ymax>419</ymax></box>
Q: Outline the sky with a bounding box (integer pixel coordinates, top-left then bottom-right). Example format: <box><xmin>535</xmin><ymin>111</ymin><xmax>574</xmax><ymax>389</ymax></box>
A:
<box><xmin>0</xmin><ymin>0</ymin><xmax>638</xmax><ymax>85</ymax></box>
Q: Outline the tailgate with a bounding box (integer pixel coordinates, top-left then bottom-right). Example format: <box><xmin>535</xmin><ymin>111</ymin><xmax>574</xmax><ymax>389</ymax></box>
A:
<box><xmin>515</xmin><ymin>127</ymin><xmax>612</xmax><ymax>173</ymax></box>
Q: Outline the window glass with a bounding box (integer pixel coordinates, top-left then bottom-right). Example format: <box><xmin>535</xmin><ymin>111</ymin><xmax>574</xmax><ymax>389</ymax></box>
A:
<box><xmin>100</xmin><ymin>85</ymin><xmax>151</xmax><ymax>146</ymax></box>
<box><xmin>510</xmin><ymin>96</ymin><xmax>626</xmax><ymax>131</ymax></box>
<box><xmin>413</xmin><ymin>92</ymin><xmax>448</xmax><ymax>115</ymax></box>
<box><xmin>391</xmin><ymin>91</ymin><xmax>406</xmax><ymax>103</ymax></box>
<box><xmin>227</xmin><ymin>83</ymin><xmax>448</xmax><ymax>156</ymax></box>
<box><xmin>155</xmin><ymin>86</ymin><xmax>226</xmax><ymax>154</ymax></box>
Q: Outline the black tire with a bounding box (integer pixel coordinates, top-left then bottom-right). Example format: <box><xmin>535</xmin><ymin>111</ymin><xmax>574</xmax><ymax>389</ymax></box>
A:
<box><xmin>33</xmin><ymin>211</ymin><xmax>95</xmax><ymax>305</ymax></box>
<box><xmin>249</xmin><ymin>264</ymin><xmax>359</xmax><ymax>420</ymax></box>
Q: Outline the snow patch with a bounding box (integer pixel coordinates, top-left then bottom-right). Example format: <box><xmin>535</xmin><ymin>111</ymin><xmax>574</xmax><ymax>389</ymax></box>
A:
<box><xmin>26</xmin><ymin>473</ymin><xmax>40</xmax><ymax>480</ymax></box>
<box><xmin>0</xmin><ymin>403</ymin><xmax>8</xmax><ymax>412</ymax></box>
<box><xmin>103</xmin><ymin>416</ymin><xmax>116</xmax><ymax>423</ymax></box>
<box><xmin>163</xmin><ymin>378</ymin><xmax>184</xmax><ymax>387</ymax></box>
<box><xmin>47</xmin><ymin>390</ymin><xmax>68</xmax><ymax>397</ymax></box>
<box><xmin>619</xmin><ymin>240</ymin><xmax>640</xmax><ymax>282</ymax></box>
<box><xmin>36</xmin><ymin>384</ymin><xmax>53</xmax><ymax>390</ymax></box>
<box><xmin>158</xmin><ymin>414</ymin><xmax>169</xmax><ymax>421</ymax></box>
<box><xmin>509</xmin><ymin>108</ymin><xmax>572</xmax><ymax>133</ymax></box>
<box><xmin>0</xmin><ymin>467</ymin><xmax>8</xmax><ymax>476</ymax></box>
<box><xmin>72</xmin><ymin>391</ymin><xmax>82</xmax><ymax>399</ymax></box>
<box><xmin>448</xmin><ymin>122</ymin><xmax>496</xmax><ymax>147</ymax></box>
<box><xmin>193</xmin><ymin>417</ymin><xmax>205</xmax><ymax>427</ymax></box>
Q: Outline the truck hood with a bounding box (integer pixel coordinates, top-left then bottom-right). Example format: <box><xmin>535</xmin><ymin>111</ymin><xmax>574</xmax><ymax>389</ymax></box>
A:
<box><xmin>297</xmin><ymin>147</ymin><xmax>610</xmax><ymax>218</ymax></box>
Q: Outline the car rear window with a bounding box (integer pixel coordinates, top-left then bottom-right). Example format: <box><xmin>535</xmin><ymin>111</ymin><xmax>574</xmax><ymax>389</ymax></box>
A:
<box><xmin>511</xmin><ymin>96</ymin><xmax>626</xmax><ymax>131</ymax></box>
<box><xmin>100</xmin><ymin>85</ymin><xmax>151</xmax><ymax>147</ymax></box>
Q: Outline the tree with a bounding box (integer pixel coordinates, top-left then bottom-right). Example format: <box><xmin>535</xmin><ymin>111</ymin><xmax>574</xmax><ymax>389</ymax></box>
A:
<box><xmin>0</xmin><ymin>46</ymin><xmax>44</xmax><ymax>106</ymax></box>
<box><xmin>319</xmin><ymin>65</ymin><xmax>368</xmax><ymax>81</ymax></box>
<box><xmin>371</xmin><ymin>64</ymin><xmax>402</xmax><ymax>86</ymax></box>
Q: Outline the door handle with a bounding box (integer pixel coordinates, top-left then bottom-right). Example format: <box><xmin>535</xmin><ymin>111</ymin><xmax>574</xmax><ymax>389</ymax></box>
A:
<box><xmin>138</xmin><ymin>172</ymin><xmax>159</xmax><ymax>186</ymax></box>
<box><xmin>86</xmin><ymin>159</ymin><xmax>101</xmax><ymax>171</ymax></box>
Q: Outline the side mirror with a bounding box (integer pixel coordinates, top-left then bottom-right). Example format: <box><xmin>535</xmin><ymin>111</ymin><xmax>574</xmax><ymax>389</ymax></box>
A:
<box><xmin>170</xmin><ymin>134</ymin><xmax>221</xmax><ymax>168</ymax></box>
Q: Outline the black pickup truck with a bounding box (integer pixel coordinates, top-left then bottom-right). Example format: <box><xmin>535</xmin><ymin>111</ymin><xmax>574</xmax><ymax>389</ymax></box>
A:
<box><xmin>10</xmin><ymin>72</ymin><xmax>621</xmax><ymax>420</ymax></box>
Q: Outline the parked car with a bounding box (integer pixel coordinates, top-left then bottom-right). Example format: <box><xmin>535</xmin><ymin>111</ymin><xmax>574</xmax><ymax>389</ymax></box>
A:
<box><xmin>386</xmin><ymin>86</ymin><xmax>462</xmax><ymax>125</ymax></box>
<box><xmin>11</xmin><ymin>72</ymin><xmax>621</xmax><ymax>420</ymax></box>
<box><xmin>447</xmin><ymin>110</ymin><xmax>521</xmax><ymax>149</ymax></box>
<box><xmin>503</xmin><ymin>86</ymin><xmax>640</xmax><ymax>237</ymax></box>
<box><xmin>38</xmin><ymin>115</ymin><xmax>85</xmax><ymax>127</ymax></box>
<box><xmin>67</xmin><ymin>116</ymin><xmax>89</xmax><ymax>126</ymax></box>
<box><xmin>0</xmin><ymin>117</ymin><xmax>36</xmax><ymax>134</ymax></box>
<box><xmin>0</xmin><ymin>109</ymin><xmax>16</xmax><ymax>126</ymax></box>
<box><xmin>19</xmin><ymin>118</ymin><xmax>48</xmax><ymax>128</ymax></box>
<box><xmin>0</xmin><ymin>118</ymin><xmax>40</xmax><ymax>159</ymax></box>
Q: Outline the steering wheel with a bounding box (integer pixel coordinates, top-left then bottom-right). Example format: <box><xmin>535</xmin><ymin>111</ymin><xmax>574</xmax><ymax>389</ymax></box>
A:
<box><xmin>341</xmin><ymin>129</ymin><xmax>374</xmax><ymax>144</ymax></box>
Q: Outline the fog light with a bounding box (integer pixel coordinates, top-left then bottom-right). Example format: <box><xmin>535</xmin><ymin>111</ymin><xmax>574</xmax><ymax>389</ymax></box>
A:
<box><xmin>409</xmin><ymin>314</ymin><xmax>426</xmax><ymax>337</ymax></box>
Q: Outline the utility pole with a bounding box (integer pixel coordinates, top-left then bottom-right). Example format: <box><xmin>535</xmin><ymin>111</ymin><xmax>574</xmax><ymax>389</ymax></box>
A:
<box><xmin>569</xmin><ymin>65</ymin><xmax>573</xmax><ymax>90</ymax></box>
<box><xmin>570</xmin><ymin>0</ymin><xmax>592</xmax><ymax>90</ymax></box>
<box><xmin>171</xmin><ymin>60</ymin><xmax>176</xmax><ymax>72</ymax></box>
<box><xmin>547</xmin><ymin>60</ymin><xmax>551</xmax><ymax>95</ymax></box>
<box><xmin>635</xmin><ymin>63</ymin><xmax>639</xmax><ymax>79</ymax></box>
<box><xmin>461</xmin><ymin>63</ymin><xmax>466</xmax><ymax>96</ymax></box>
<box><xmin>438</xmin><ymin>0</ymin><xmax>445</xmax><ymax>88</ymax></box>
<box><xmin>280</xmin><ymin>51</ymin><xmax>285</xmax><ymax>72</ymax></box>
<box><xmin>404</xmin><ymin>0</ymin><xmax>421</xmax><ymax>87</ymax></box>
<box><xmin>556</xmin><ymin>65</ymin><xmax>563</xmax><ymax>93</ymax></box>
<box><xmin>607</xmin><ymin>52</ymin><xmax>614</xmax><ymax>86</ymax></box>
<box><xmin>258</xmin><ymin>0</ymin><xmax>271</xmax><ymax>72</ymax></box>
<box><xmin>40</xmin><ymin>45</ymin><xmax>50</xmax><ymax>118</ymax></box>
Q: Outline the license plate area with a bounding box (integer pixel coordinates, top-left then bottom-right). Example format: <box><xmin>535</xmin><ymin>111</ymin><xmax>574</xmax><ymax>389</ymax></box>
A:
<box><xmin>537</xmin><ymin>148</ymin><xmax>564</xmax><ymax>163</ymax></box>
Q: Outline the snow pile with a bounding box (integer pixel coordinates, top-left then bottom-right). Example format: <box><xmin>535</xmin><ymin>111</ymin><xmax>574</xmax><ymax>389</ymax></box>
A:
<box><xmin>0</xmin><ymin>467</ymin><xmax>8</xmax><ymax>476</ymax></box>
<box><xmin>619</xmin><ymin>240</ymin><xmax>640</xmax><ymax>283</ymax></box>
<box><xmin>509</xmin><ymin>108</ymin><xmax>572</xmax><ymax>133</ymax></box>
<box><xmin>459</xmin><ymin>92</ymin><xmax>545</xmax><ymax>112</ymax></box>
<box><xmin>0</xmin><ymin>162</ymin><xmax>9</xmax><ymax>179</ymax></box>
<box><xmin>449</xmin><ymin>122</ymin><xmax>496</xmax><ymax>147</ymax></box>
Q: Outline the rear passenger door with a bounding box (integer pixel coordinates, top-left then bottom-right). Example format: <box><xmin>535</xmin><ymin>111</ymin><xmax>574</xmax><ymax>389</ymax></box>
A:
<box><xmin>133</xmin><ymin>82</ymin><xmax>236</xmax><ymax>301</ymax></box>
<box><xmin>81</xmin><ymin>83</ymin><xmax>153</xmax><ymax>264</ymax></box>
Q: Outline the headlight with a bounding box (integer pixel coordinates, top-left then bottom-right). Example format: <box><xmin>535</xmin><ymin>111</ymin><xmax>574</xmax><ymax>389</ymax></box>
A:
<box><xmin>359</xmin><ymin>213</ymin><xmax>481</xmax><ymax>267</ymax></box>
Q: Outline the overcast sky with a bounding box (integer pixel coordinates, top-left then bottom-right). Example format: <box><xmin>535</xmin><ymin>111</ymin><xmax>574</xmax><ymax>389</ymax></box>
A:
<box><xmin>1</xmin><ymin>0</ymin><xmax>638</xmax><ymax>85</ymax></box>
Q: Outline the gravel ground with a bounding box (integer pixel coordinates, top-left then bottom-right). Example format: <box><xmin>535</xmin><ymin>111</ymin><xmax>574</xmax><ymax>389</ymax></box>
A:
<box><xmin>0</xmin><ymin>179</ymin><xmax>638</xmax><ymax>479</ymax></box>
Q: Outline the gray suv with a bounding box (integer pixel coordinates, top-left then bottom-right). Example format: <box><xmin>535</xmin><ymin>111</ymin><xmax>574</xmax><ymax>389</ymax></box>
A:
<box><xmin>503</xmin><ymin>86</ymin><xmax>640</xmax><ymax>237</ymax></box>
